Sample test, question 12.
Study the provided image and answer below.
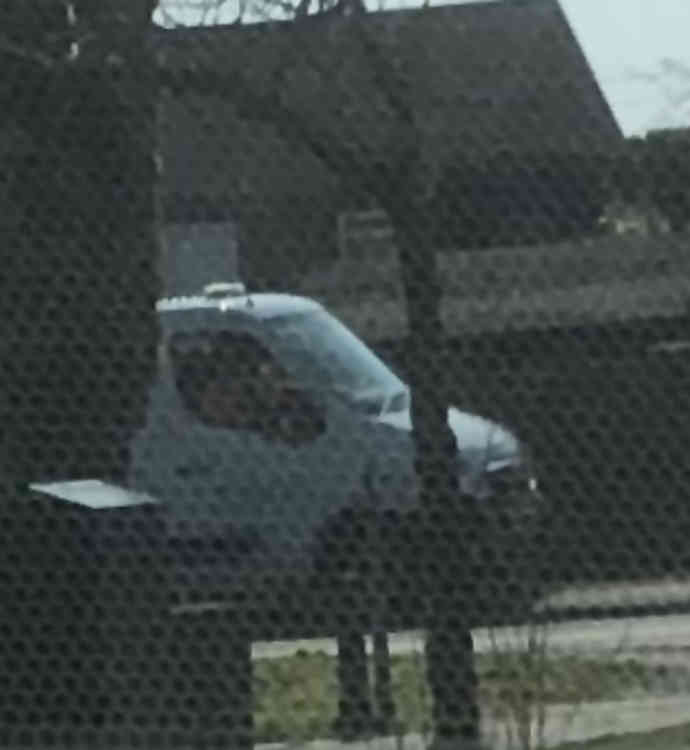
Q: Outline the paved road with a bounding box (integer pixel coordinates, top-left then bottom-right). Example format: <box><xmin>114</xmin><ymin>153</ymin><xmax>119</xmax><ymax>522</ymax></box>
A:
<box><xmin>253</xmin><ymin>577</ymin><xmax>690</xmax><ymax>660</ymax></box>
<box><xmin>540</xmin><ymin>576</ymin><xmax>690</xmax><ymax>612</ymax></box>
<box><xmin>252</xmin><ymin>613</ymin><xmax>690</xmax><ymax>660</ymax></box>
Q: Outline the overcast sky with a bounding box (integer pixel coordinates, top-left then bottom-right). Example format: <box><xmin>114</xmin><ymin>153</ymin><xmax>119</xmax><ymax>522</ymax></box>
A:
<box><xmin>157</xmin><ymin>0</ymin><xmax>690</xmax><ymax>137</ymax></box>
<box><xmin>560</xmin><ymin>0</ymin><xmax>690</xmax><ymax>136</ymax></box>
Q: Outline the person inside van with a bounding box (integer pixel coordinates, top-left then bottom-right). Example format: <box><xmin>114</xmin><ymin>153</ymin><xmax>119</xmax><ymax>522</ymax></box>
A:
<box><xmin>174</xmin><ymin>330</ymin><xmax>324</xmax><ymax>444</ymax></box>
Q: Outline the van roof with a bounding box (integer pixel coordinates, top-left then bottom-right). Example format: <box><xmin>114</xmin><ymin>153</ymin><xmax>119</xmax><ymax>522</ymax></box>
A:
<box><xmin>156</xmin><ymin>292</ymin><xmax>322</xmax><ymax>320</ymax></box>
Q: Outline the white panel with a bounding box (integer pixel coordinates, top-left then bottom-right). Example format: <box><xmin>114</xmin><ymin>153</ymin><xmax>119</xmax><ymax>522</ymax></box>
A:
<box><xmin>29</xmin><ymin>480</ymin><xmax>159</xmax><ymax>510</ymax></box>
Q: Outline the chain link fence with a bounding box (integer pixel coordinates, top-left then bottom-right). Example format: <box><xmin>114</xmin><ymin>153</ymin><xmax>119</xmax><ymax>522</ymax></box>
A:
<box><xmin>0</xmin><ymin>2</ymin><xmax>689</xmax><ymax>749</ymax></box>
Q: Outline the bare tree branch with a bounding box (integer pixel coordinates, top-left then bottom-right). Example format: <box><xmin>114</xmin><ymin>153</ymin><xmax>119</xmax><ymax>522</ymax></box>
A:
<box><xmin>199</xmin><ymin>0</ymin><xmax>229</xmax><ymax>24</ymax></box>
<box><xmin>0</xmin><ymin>35</ymin><xmax>56</xmax><ymax>69</ymax></box>
<box><xmin>157</xmin><ymin>5</ymin><xmax>184</xmax><ymax>27</ymax></box>
<box><xmin>212</xmin><ymin>0</ymin><xmax>228</xmax><ymax>24</ymax></box>
<box><xmin>233</xmin><ymin>0</ymin><xmax>249</xmax><ymax>24</ymax></box>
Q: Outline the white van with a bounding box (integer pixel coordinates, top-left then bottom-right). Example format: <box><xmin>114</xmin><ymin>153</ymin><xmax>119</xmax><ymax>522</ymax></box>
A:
<box><xmin>32</xmin><ymin>282</ymin><xmax>543</xmax><ymax>629</ymax></box>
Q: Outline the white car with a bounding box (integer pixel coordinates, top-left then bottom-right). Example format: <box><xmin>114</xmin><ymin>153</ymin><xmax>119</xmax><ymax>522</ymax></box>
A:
<box><xmin>32</xmin><ymin>282</ymin><xmax>543</xmax><ymax>632</ymax></box>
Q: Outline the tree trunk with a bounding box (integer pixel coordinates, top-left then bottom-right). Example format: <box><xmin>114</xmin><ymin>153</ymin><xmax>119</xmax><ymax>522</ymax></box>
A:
<box><xmin>372</xmin><ymin>630</ymin><xmax>396</xmax><ymax>733</ymax></box>
<box><xmin>391</xmin><ymin>208</ymin><xmax>482</xmax><ymax>749</ymax></box>
<box><xmin>335</xmin><ymin>629</ymin><xmax>373</xmax><ymax>740</ymax></box>
<box><xmin>0</xmin><ymin>14</ymin><xmax>159</xmax><ymax>486</ymax></box>
<box><xmin>0</xmin><ymin>5</ymin><xmax>160</xmax><ymax>743</ymax></box>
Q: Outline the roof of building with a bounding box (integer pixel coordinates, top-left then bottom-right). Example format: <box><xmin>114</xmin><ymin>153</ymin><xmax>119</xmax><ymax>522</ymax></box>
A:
<box><xmin>153</xmin><ymin>0</ymin><xmax>622</xmax><ymax>206</ymax></box>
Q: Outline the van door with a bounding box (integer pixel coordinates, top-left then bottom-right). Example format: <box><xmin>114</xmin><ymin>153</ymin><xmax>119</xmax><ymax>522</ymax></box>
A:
<box><xmin>132</xmin><ymin>324</ymin><xmax>372</xmax><ymax>577</ymax></box>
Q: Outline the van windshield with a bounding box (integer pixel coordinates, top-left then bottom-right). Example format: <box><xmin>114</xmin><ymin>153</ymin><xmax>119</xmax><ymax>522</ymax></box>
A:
<box><xmin>264</xmin><ymin>309</ymin><xmax>408</xmax><ymax>415</ymax></box>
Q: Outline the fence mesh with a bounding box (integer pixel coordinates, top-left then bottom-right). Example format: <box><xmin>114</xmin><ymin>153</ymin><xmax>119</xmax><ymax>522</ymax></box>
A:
<box><xmin>1</xmin><ymin>2</ymin><xmax>689</xmax><ymax>749</ymax></box>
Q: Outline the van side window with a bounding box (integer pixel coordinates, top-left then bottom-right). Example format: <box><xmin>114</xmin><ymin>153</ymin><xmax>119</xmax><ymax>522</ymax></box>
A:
<box><xmin>169</xmin><ymin>330</ymin><xmax>325</xmax><ymax>444</ymax></box>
